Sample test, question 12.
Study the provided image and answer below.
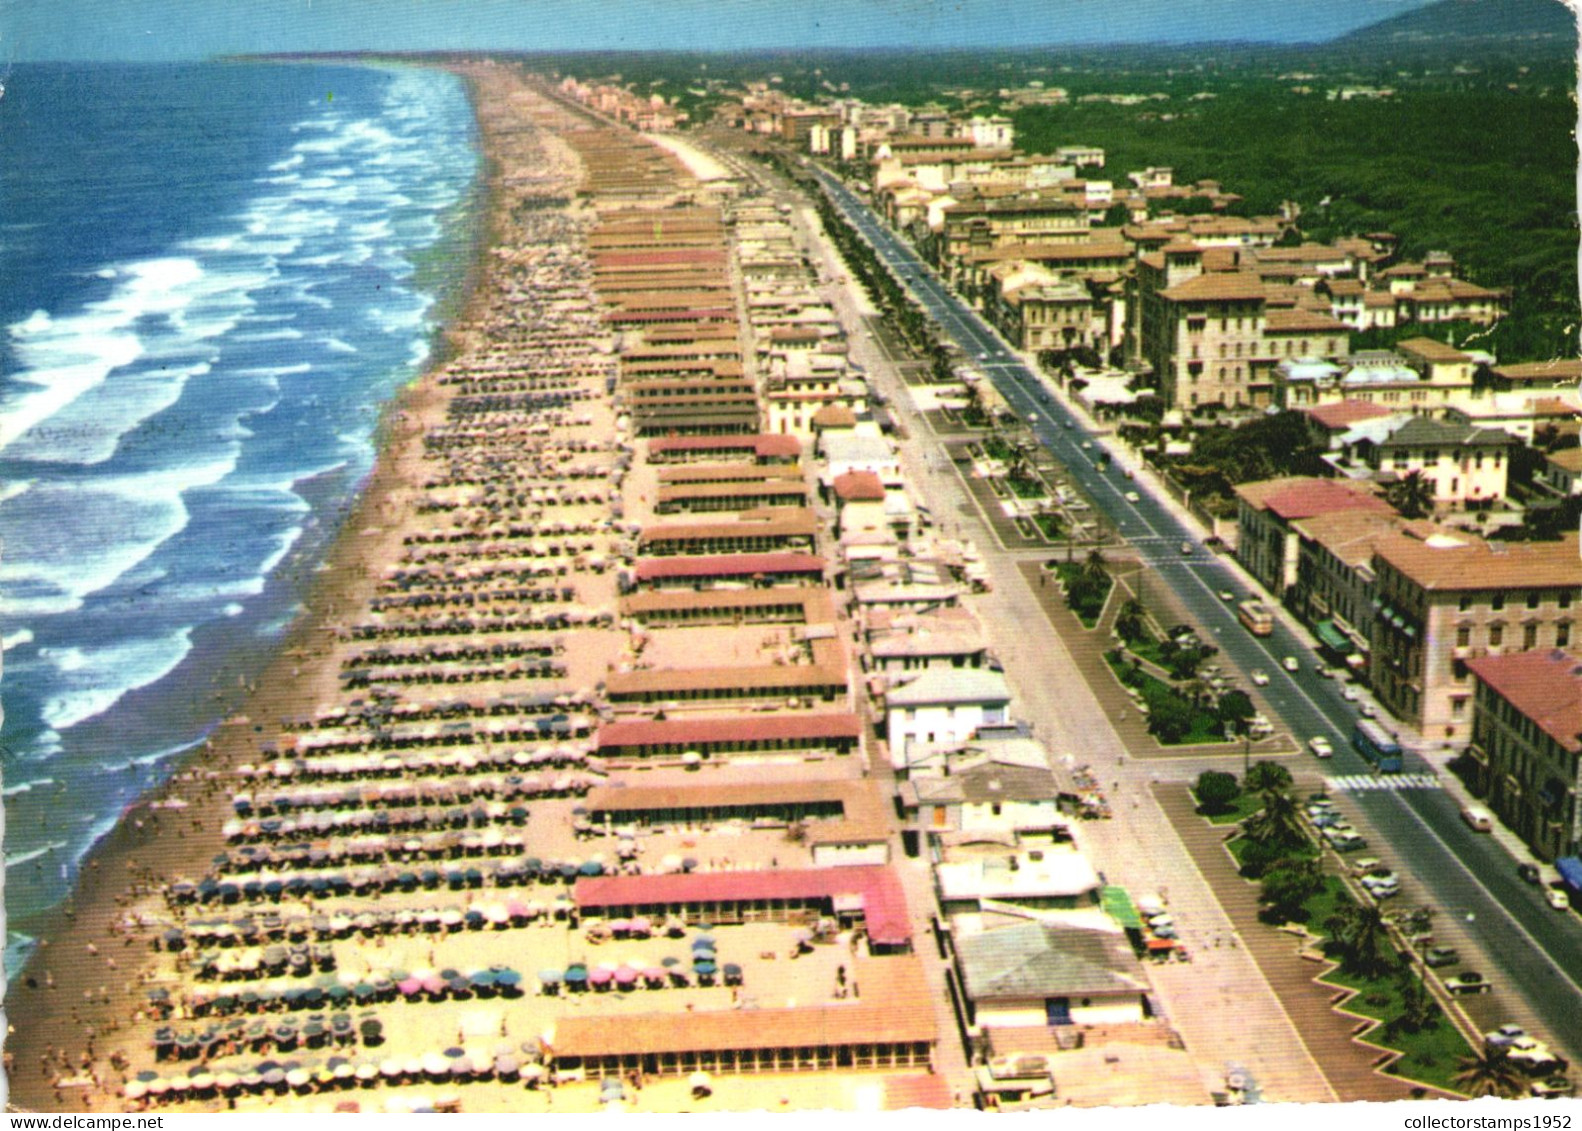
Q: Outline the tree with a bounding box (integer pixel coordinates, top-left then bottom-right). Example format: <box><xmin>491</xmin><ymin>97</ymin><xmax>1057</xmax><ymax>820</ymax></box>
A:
<box><xmin>1260</xmin><ymin>858</ymin><xmax>1324</xmax><ymax>922</ymax></box>
<box><xmin>1243</xmin><ymin>760</ymin><xmax>1293</xmax><ymax>799</ymax></box>
<box><xmin>1083</xmin><ymin>548</ymin><xmax>1108</xmax><ymax>586</ymax></box>
<box><xmin>1115</xmin><ymin>598</ymin><xmax>1147</xmax><ymax>644</ymax></box>
<box><xmin>1385</xmin><ymin>470</ymin><xmax>1435</xmax><ymax>520</ymax></box>
<box><xmin>1147</xmin><ymin>691</ymin><xmax>1195</xmax><ymax>744</ymax></box>
<box><xmin>1193</xmin><ymin>770</ymin><xmax>1241</xmax><ymax>816</ymax></box>
<box><xmin>1452</xmin><ymin>1046</ymin><xmax>1528</xmax><ymax>1100</ymax></box>
<box><xmin>1324</xmin><ymin>901</ymin><xmax>1397</xmax><ymax>979</ymax></box>
<box><xmin>1242</xmin><ymin>790</ymin><xmax>1308</xmax><ymax>853</ymax></box>
<box><xmin>1390</xmin><ymin>966</ymin><xmax>1436</xmax><ymax>1036</ymax></box>
<box><xmin>1216</xmin><ymin>690</ymin><xmax>1256</xmax><ymax>735</ymax></box>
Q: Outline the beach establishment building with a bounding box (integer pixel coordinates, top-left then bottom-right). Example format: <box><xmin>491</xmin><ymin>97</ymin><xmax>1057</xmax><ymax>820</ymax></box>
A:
<box><xmin>955</xmin><ymin>921</ymin><xmax>1152</xmax><ymax>1029</ymax></box>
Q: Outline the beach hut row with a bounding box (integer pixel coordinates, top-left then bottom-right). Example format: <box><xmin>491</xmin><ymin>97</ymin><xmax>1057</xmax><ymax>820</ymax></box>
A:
<box><xmin>159</xmin><ymin>898</ymin><xmax>568</xmax><ymax>953</ymax></box>
<box><xmin>232</xmin><ymin>767</ymin><xmax>584</xmax><ymax>817</ymax></box>
<box><xmin>211</xmin><ymin>826</ymin><xmax>551</xmax><ymax>873</ymax></box>
<box><xmin>240</xmin><ymin>747</ymin><xmax>592</xmax><ymax>784</ymax></box>
<box><xmin>349</xmin><ymin>610</ymin><xmax>611</xmax><ymax>640</ymax></box>
<box><xmin>166</xmin><ymin>855</ymin><xmax>612</xmax><ymax>907</ymax></box>
<box><xmin>221</xmin><ymin>801</ymin><xmax>536</xmax><ymax>843</ymax></box>
<box><xmin>342</xmin><ymin>660</ymin><xmax>566</xmax><ymax>689</ymax></box>
<box><xmin>402</xmin><ymin>520</ymin><xmax>604</xmax><ymax>546</ymax></box>
<box><xmin>124</xmin><ymin>1044</ymin><xmax>543</xmax><ymax>1107</ymax></box>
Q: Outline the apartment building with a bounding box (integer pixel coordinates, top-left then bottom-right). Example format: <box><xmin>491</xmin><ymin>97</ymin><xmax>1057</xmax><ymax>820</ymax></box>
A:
<box><xmin>1233</xmin><ymin>476</ymin><xmax>1395</xmax><ymax>600</ymax></box>
<box><xmin>1335</xmin><ymin>416</ymin><xmax>1516</xmax><ymax>509</ymax></box>
<box><xmin>1370</xmin><ymin>532</ymin><xmax>1582</xmax><ymax>742</ymax></box>
<box><xmin>1466</xmin><ymin>650</ymin><xmax>1582</xmax><ymax>862</ymax></box>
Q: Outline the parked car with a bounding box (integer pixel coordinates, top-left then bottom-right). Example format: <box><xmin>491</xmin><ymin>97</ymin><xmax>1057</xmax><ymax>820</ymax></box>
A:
<box><xmin>1310</xmin><ymin>811</ymin><xmax>1345</xmax><ymax>829</ymax></box>
<box><xmin>1445</xmin><ymin>971</ymin><xmax>1493</xmax><ymax>995</ymax></box>
<box><xmin>1219</xmin><ymin>589</ymin><xmax>1236</xmax><ymax>602</ymax></box>
<box><xmin>1125</xmin><ymin>491</ymin><xmax>1141</xmax><ymax>503</ymax></box>
<box><xmin>1424</xmin><ymin>946</ymin><xmax>1460</xmax><ymax>968</ymax></box>
<box><xmin>1531</xmin><ymin>1076</ymin><xmax>1575</xmax><ymax>1099</ymax></box>
<box><xmin>1485</xmin><ymin>1024</ymin><xmax>1528</xmax><ymax>1048</ymax></box>
<box><xmin>1282</xmin><ymin>656</ymin><xmax>1300</xmax><ymax>673</ymax></box>
<box><xmin>1333</xmin><ymin>834</ymin><xmax>1369</xmax><ymax>853</ymax></box>
<box><xmin>1315</xmin><ymin>664</ymin><xmax>1334</xmax><ymax>679</ymax></box>
<box><xmin>1341</xmin><ymin>686</ymin><xmax>1361</xmax><ymax>702</ymax></box>
<box><xmin>1180</xmin><ymin>541</ymin><xmax>1193</xmax><ymax>555</ymax></box>
<box><xmin>1359</xmin><ymin>703</ymin><xmax>1378</xmax><ymax>718</ymax></box>
<box><xmin>1347</xmin><ymin>856</ymin><xmax>1382</xmax><ymax>873</ymax></box>
<box><xmin>1364</xmin><ymin>878</ymin><xmax>1401</xmax><ymax>899</ymax></box>
<box><xmin>1309</xmin><ymin>736</ymin><xmax>1334</xmax><ymax>759</ymax></box>
<box><xmin>1546</xmin><ymin>887</ymin><xmax>1571</xmax><ymax>911</ymax></box>
<box><xmin>1251</xmin><ymin>670</ymin><xmax>1270</xmax><ymax>686</ymax></box>
<box><xmin>1519</xmin><ymin>863</ymin><xmax>1542</xmax><ymax>884</ymax></box>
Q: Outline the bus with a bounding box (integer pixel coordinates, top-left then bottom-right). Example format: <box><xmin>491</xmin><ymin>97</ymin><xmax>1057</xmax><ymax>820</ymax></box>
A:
<box><xmin>1352</xmin><ymin>720</ymin><xmax>1403</xmax><ymax>773</ymax></box>
<box><xmin>1237</xmin><ymin>600</ymin><xmax>1274</xmax><ymax>636</ymax></box>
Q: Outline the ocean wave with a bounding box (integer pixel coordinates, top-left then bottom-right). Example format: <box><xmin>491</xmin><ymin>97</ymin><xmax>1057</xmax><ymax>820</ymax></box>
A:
<box><xmin>37</xmin><ymin>625</ymin><xmax>196</xmax><ymax>731</ymax></box>
<box><xmin>321</xmin><ymin>337</ymin><xmax>358</xmax><ymax>354</ymax></box>
<box><xmin>3</xmin><ymin>777</ymin><xmax>56</xmax><ymax>798</ymax></box>
<box><xmin>3</xmin><ymin>627</ymin><xmax>36</xmax><ymax>651</ymax></box>
<box><xmin>0</xmin><ymin>453</ymin><xmax>238</xmax><ymax>618</ymax></box>
<box><xmin>97</xmin><ymin>734</ymin><xmax>208</xmax><ymax>775</ymax></box>
<box><xmin>6</xmin><ymin>841</ymin><xmax>69</xmax><ymax>870</ymax></box>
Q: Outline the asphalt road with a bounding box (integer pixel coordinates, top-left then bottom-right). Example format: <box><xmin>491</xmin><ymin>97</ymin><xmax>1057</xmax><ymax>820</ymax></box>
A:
<box><xmin>808</xmin><ymin>162</ymin><xmax>1582</xmax><ymax>1061</ymax></box>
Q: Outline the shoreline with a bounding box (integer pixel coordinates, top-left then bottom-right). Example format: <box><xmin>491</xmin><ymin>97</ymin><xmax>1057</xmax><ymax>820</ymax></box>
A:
<box><xmin>5</xmin><ymin>61</ymin><xmax>508</xmax><ymax>1109</ymax></box>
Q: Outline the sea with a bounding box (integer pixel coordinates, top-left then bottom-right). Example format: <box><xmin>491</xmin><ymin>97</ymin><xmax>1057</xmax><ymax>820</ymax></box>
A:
<box><xmin>0</xmin><ymin>61</ymin><xmax>481</xmax><ymax>974</ymax></box>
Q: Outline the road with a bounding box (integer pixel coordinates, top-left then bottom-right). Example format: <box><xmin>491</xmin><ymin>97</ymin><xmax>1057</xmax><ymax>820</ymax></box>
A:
<box><xmin>805</xmin><ymin>160</ymin><xmax>1582</xmax><ymax>1062</ymax></box>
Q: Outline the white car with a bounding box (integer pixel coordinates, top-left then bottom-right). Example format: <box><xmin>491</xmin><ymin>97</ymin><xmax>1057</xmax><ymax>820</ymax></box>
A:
<box><xmin>1341</xmin><ymin>686</ymin><xmax>1360</xmax><ymax>702</ymax></box>
<box><xmin>1309</xmin><ymin>736</ymin><xmax>1334</xmax><ymax>759</ymax></box>
<box><xmin>1282</xmin><ymin>657</ymin><xmax>1300</xmax><ymax>673</ymax></box>
<box><xmin>1125</xmin><ymin>491</ymin><xmax>1141</xmax><ymax>503</ymax></box>
<box><xmin>1081</xmin><ymin>441</ymin><xmax>1093</xmax><ymax>450</ymax></box>
<box><xmin>1547</xmin><ymin>888</ymin><xmax>1571</xmax><ymax>911</ymax></box>
<box><xmin>1251</xmin><ymin>670</ymin><xmax>1269</xmax><ymax>686</ymax></box>
<box><xmin>1359</xmin><ymin>703</ymin><xmax>1378</xmax><ymax>718</ymax></box>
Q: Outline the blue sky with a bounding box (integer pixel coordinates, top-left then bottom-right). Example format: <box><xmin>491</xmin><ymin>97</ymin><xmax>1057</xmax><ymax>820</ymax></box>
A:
<box><xmin>6</xmin><ymin>0</ymin><xmax>1449</xmax><ymax>60</ymax></box>
<box><xmin>6</xmin><ymin>0</ymin><xmax>1442</xmax><ymax>61</ymax></box>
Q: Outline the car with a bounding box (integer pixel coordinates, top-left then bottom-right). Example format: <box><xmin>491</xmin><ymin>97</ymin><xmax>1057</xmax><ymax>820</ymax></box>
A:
<box><xmin>1444</xmin><ymin>971</ymin><xmax>1492</xmax><ymax>995</ymax></box>
<box><xmin>1331</xmin><ymin>832</ymin><xmax>1369</xmax><ymax>853</ymax></box>
<box><xmin>1219</xmin><ymin>589</ymin><xmax>1236</xmax><ymax>602</ymax></box>
<box><xmin>1547</xmin><ymin>887</ymin><xmax>1571</xmax><ymax>911</ymax></box>
<box><xmin>1359</xmin><ymin>703</ymin><xmax>1378</xmax><ymax>718</ymax></box>
<box><xmin>1347</xmin><ymin>856</ymin><xmax>1382</xmax><ymax>873</ymax></box>
<box><xmin>1341</xmin><ymin>686</ymin><xmax>1360</xmax><ymax>702</ymax></box>
<box><xmin>1361</xmin><ymin>869</ymin><xmax>1399</xmax><ymax>887</ymax></box>
<box><xmin>1364</xmin><ymin>878</ymin><xmax>1401</xmax><ymax>899</ymax></box>
<box><xmin>1424</xmin><ymin>946</ymin><xmax>1460</xmax><ymax>968</ymax></box>
<box><xmin>1123</xmin><ymin>469</ymin><xmax>1134</xmax><ymax>480</ymax></box>
<box><xmin>1519</xmin><ymin>863</ymin><xmax>1542</xmax><ymax>884</ymax></box>
<box><xmin>1125</xmin><ymin>491</ymin><xmax>1141</xmax><ymax>503</ymax></box>
<box><xmin>1251</xmin><ymin>670</ymin><xmax>1269</xmax><ymax>686</ymax></box>
<box><xmin>1028</xmin><ymin>413</ymin><xmax>1039</xmax><ymax>424</ymax></box>
<box><xmin>1309</xmin><ymin>736</ymin><xmax>1334</xmax><ymax>759</ymax></box>
<box><xmin>1310</xmin><ymin>811</ymin><xmax>1345</xmax><ymax>829</ymax></box>
<box><xmin>1485</xmin><ymin>1024</ymin><xmax>1528</xmax><ymax>1048</ymax></box>
<box><xmin>1063</xmin><ymin>419</ymin><xmax>1074</xmax><ymax>429</ymax></box>
<box><xmin>1531</xmin><ymin>1076</ymin><xmax>1576</xmax><ymax>1099</ymax></box>
<box><xmin>1314</xmin><ymin>664</ymin><xmax>1334</xmax><ymax>679</ymax></box>
<box><xmin>1081</xmin><ymin>441</ymin><xmax>1092</xmax><ymax>450</ymax></box>
<box><xmin>1282</xmin><ymin>657</ymin><xmax>1300</xmax><ymax>673</ymax></box>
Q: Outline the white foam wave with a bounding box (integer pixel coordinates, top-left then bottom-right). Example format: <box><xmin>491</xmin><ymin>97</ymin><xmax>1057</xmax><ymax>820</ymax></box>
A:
<box><xmin>3</xmin><ymin>628</ymin><xmax>36</xmax><ymax>650</ymax></box>
<box><xmin>98</xmin><ymin>735</ymin><xmax>207</xmax><ymax>775</ymax></box>
<box><xmin>37</xmin><ymin>625</ymin><xmax>195</xmax><ymax>731</ymax></box>
<box><xmin>5</xmin><ymin>842</ymin><xmax>68</xmax><ymax>870</ymax></box>
<box><xmin>322</xmin><ymin>338</ymin><xmax>358</xmax><ymax>354</ymax></box>
<box><xmin>3</xmin><ymin>778</ymin><xmax>55</xmax><ymax>798</ymax></box>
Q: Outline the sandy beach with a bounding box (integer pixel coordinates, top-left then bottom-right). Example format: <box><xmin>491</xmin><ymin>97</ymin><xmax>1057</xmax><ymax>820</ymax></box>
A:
<box><xmin>4</xmin><ymin>63</ymin><xmax>594</xmax><ymax>1113</ymax></box>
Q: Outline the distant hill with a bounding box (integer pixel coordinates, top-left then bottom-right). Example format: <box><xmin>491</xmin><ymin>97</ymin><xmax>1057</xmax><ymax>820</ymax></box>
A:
<box><xmin>1333</xmin><ymin>0</ymin><xmax>1577</xmax><ymax>44</ymax></box>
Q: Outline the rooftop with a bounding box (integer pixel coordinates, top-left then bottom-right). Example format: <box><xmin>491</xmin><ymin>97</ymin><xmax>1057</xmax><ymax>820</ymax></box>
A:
<box><xmin>957</xmin><ymin>921</ymin><xmax>1147</xmax><ymax>1002</ymax></box>
<box><xmin>1233</xmin><ymin>476</ymin><xmax>1394</xmax><ymax>522</ymax></box>
<box><xmin>1375</xmin><ymin>531</ymin><xmax>1582</xmax><ymax>592</ymax></box>
<box><xmin>887</xmin><ymin>667</ymin><xmax>1012</xmax><ymax>708</ymax></box>
<box><xmin>1466</xmin><ymin>650</ymin><xmax>1582</xmax><ymax>754</ymax></box>
<box><xmin>1303</xmin><ymin>400</ymin><xmax>1397</xmax><ymax>431</ymax></box>
<box><xmin>833</xmin><ymin>470</ymin><xmax>886</xmax><ymax>502</ymax></box>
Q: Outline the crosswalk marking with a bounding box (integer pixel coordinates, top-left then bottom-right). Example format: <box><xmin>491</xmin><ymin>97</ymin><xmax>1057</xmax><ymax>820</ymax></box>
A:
<box><xmin>1324</xmin><ymin>773</ymin><xmax>1440</xmax><ymax>793</ymax></box>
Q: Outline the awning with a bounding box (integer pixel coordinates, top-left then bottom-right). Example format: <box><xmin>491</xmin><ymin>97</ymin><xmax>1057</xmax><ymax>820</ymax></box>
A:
<box><xmin>1100</xmin><ymin>885</ymin><xmax>1143</xmax><ymax>931</ymax></box>
<box><xmin>1314</xmin><ymin>620</ymin><xmax>1352</xmax><ymax>653</ymax></box>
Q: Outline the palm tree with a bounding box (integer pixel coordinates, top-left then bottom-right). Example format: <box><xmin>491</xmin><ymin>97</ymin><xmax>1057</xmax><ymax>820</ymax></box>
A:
<box><xmin>1083</xmin><ymin>548</ymin><xmax>1107</xmax><ymax>586</ymax></box>
<box><xmin>1392</xmin><ymin>966</ymin><xmax>1436</xmax><ymax>1035</ymax></box>
<box><xmin>1243</xmin><ymin>790</ymin><xmax>1308</xmax><ymax>853</ymax></box>
<box><xmin>1452</xmin><ymin>1046</ymin><xmax>1527</xmax><ymax>1100</ymax></box>
<box><xmin>1115</xmin><ymin>598</ymin><xmax>1146</xmax><ymax>644</ymax></box>
<box><xmin>1324</xmin><ymin>902</ymin><xmax>1396</xmax><ymax>979</ymax></box>
<box><xmin>1386</xmin><ymin>470</ymin><xmax>1436</xmax><ymax>519</ymax></box>
<box><xmin>1244</xmin><ymin>761</ymin><xmax>1294</xmax><ymax>800</ymax></box>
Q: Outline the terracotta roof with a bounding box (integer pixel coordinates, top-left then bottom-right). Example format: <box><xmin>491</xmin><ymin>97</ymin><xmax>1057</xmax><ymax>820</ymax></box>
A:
<box><xmin>1324</xmin><ymin>278</ymin><xmax>1367</xmax><ymax>296</ymax></box>
<box><xmin>1158</xmin><ymin>272</ymin><xmax>1266</xmax><ymax>303</ymax></box>
<box><xmin>638</xmin><ymin>509</ymin><xmax>817</xmax><ymax>546</ymax></box>
<box><xmin>1291</xmin><ymin>510</ymin><xmax>1436</xmax><ymax>569</ymax></box>
<box><xmin>575</xmin><ymin>864</ymin><xmax>913</xmax><ymax>946</ymax></box>
<box><xmin>1466</xmin><ymin>650</ymin><xmax>1582</xmax><ymax>754</ymax></box>
<box><xmin>621</xmin><ymin>587</ymin><xmax>834</xmax><ymax>621</ymax></box>
<box><xmin>648</xmin><ymin>434</ymin><xmax>800</xmax><ymax>459</ymax></box>
<box><xmin>883</xmin><ymin>1074</ymin><xmax>955</xmax><ymax>1110</ymax></box>
<box><xmin>1396</xmin><ymin>337</ymin><xmax>1472</xmax><ymax>364</ymax></box>
<box><xmin>1374</xmin><ymin>531</ymin><xmax>1582</xmax><ymax>591</ymax></box>
<box><xmin>1547</xmin><ymin>448</ymin><xmax>1582</xmax><ymax>473</ymax></box>
<box><xmin>603</xmin><ymin>649</ymin><xmax>848</xmax><ymax>698</ymax></box>
<box><xmin>812</xmin><ymin>404</ymin><xmax>858</xmax><ymax>428</ymax></box>
<box><xmin>1264</xmin><ymin>308</ymin><xmax>1348</xmax><ymax>334</ymax></box>
<box><xmin>659</xmin><ymin>463</ymin><xmax>803</xmax><ymax>485</ymax></box>
<box><xmin>1303</xmin><ymin>400</ymin><xmax>1395</xmax><ymax>431</ymax></box>
<box><xmin>1492</xmin><ymin>359</ymin><xmax>1582</xmax><ymax>384</ymax></box>
<box><xmin>1234</xmin><ymin>476</ymin><xmax>1393</xmax><ymax>521</ymax></box>
<box><xmin>548</xmin><ymin>954</ymin><xmax>935</xmax><ymax>1058</ymax></box>
<box><xmin>633</xmin><ymin>552</ymin><xmax>825</xmax><ymax>582</ymax></box>
<box><xmin>595</xmin><ymin>712</ymin><xmax>864</xmax><ymax>752</ymax></box>
<box><xmin>834</xmin><ymin>470</ymin><xmax>886</xmax><ymax>502</ymax></box>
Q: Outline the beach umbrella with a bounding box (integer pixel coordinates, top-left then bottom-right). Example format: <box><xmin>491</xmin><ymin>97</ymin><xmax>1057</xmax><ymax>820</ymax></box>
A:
<box><xmin>123</xmin><ymin>1082</ymin><xmax>148</xmax><ymax>1101</ymax></box>
<box><xmin>398</xmin><ymin>977</ymin><xmax>423</xmax><ymax>998</ymax></box>
<box><xmin>588</xmin><ymin>968</ymin><xmax>612</xmax><ymax>987</ymax></box>
<box><xmin>629</xmin><ymin>916</ymin><xmax>652</xmax><ymax>937</ymax></box>
<box><xmin>423</xmin><ymin>1053</ymin><xmax>450</xmax><ymax>1077</ymax></box>
<box><xmin>215</xmin><ymin>1071</ymin><xmax>241</xmax><ymax>1093</ymax></box>
<box><xmin>614</xmin><ymin>966</ymin><xmax>638</xmax><ymax>988</ymax></box>
<box><xmin>495</xmin><ymin>969</ymin><xmax>522</xmax><ymax>990</ymax></box>
<box><xmin>355</xmin><ymin>1064</ymin><xmax>379</xmax><ymax>1084</ymax></box>
<box><xmin>285</xmin><ymin>1068</ymin><xmax>311</xmax><ymax>1090</ymax></box>
<box><xmin>722</xmin><ymin>963</ymin><xmax>743</xmax><ymax>983</ymax></box>
<box><xmin>693</xmin><ymin>960</ymin><xmax>717</xmax><ymax>976</ymax></box>
<box><xmin>691</xmin><ymin>935</ymin><xmax>716</xmax><ymax>951</ymax></box>
<box><xmin>360</xmin><ymin>1019</ymin><xmax>383</xmax><ymax>1044</ymax></box>
<box><xmin>379</xmin><ymin>1059</ymin><xmax>405</xmax><ymax>1080</ymax></box>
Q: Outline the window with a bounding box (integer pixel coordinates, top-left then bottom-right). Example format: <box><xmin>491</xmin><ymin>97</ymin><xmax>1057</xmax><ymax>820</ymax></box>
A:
<box><xmin>1456</xmin><ymin>626</ymin><xmax>1470</xmax><ymax>648</ymax></box>
<box><xmin>1459</xmin><ymin>595</ymin><xmax>1473</xmax><ymax>612</ymax></box>
<box><xmin>1527</xmin><ymin>592</ymin><xmax>1540</xmax><ymax>609</ymax></box>
<box><xmin>1524</xmin><ymin>624</ymin><xmax>1538</xmax><ymax>650</ymax></box>
<box><xmin>1559</xmin><ymin>623</ymin><xmax>1572</xmax><ymax>648</ymax></box>
<box><xmin>1491</xmin><ymin>592</ymin><xmax>1505</xmax><ymax>611</ymax></box>
<box><xmin>1562</xmin><ymin>591</ymin><xmax>1574</xmax><ymax>609</ymax></box>
<box><xmin>1489</xmin><ymin>624</ymin><xmax>1504</xmax><ymax>647</ymax></box>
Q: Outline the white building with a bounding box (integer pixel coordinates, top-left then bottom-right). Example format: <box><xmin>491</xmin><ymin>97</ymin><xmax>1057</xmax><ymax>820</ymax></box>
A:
<box><xmin>885</xmin><ymin>668</ymin><xmax>1012</xmax><ymax>761</ymax></box>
